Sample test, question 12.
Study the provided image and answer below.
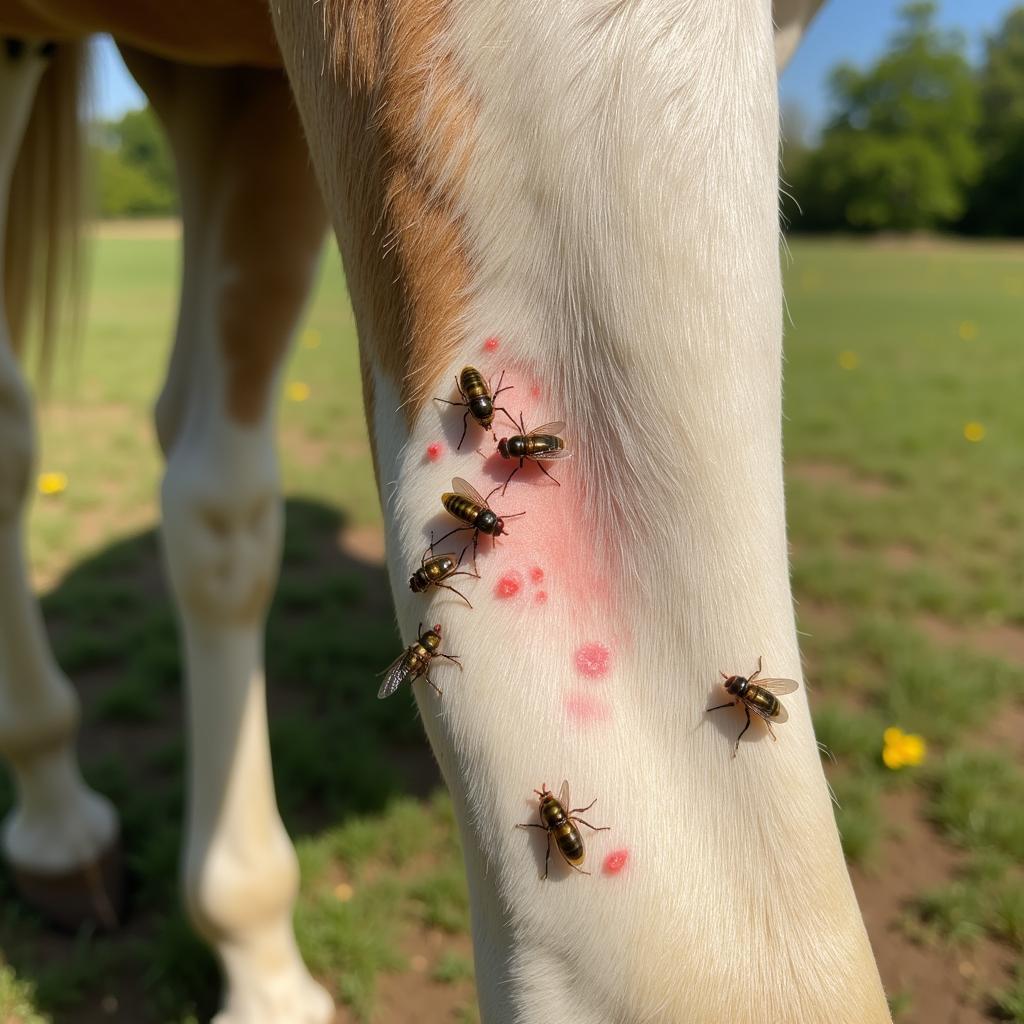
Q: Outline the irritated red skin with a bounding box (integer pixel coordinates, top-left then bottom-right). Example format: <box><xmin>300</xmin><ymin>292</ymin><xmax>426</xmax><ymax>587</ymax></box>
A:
<box><xmin>483</xmin><ymin>336</ymin><xmax>500</xmax><ymax>352</ymax></box>
<box><xmin>426</xmin><ymin>441</ymin><xmax>444</xmax><ymax>462</ymax></box>
<box><xmin>495</xmin><ymin>571</ymin><xmax>523</xmax><ymax>599</ymax></box>
<box><xmin>602</xmin><ymin>848</ymin><xmax>629</xmax><ymax>876</ymax></box>
<box><xmin>574</xmin><ymin>642</ymin><xmax>611</xmax><ymax>679</ymax></box>
<box><xmin>564</xmin><ymin>690</ymin><xmax>611</xmax><ymax>725</ymax></box>
<box><xmin>530</xmin><ymin>566</ymin><xmax>545</xmax><ymax>584</ymax></box>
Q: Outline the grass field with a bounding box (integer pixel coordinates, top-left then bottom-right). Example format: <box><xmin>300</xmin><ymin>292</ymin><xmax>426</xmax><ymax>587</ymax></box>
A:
<box><xmin>1</xmin><ymin>230</ymin><xmax>1023</xmax><ymax>1023</ymax></box>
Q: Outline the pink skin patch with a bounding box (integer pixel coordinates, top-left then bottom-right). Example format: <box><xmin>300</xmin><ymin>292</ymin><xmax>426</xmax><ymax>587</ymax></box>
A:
<box><xmin>529</xmin><ymin>566</ymin><xmax>544</xmax><ymax>584</ymax></box>
<box><xmin>602</xmin><ymin>849</ymin><xmax>629</xmax><ymax>876</ymax></box>
<box><xmin>483</xmin><ymin>336</ymin><xmax>500</xmax><ymax>352</ymax></box>
<box><xmin>534</xmin><ymin>590</ymin><xmax>548</xmax><ymax>605</ymax></box>
<box><xmin>530</xmin><ymin>384</ymin><xmax>541</xmax><ymax>399</ymax></box>
<box><xmin>564</xmin><ymin>691</ymin><xmax>611</xmax><ymax>724</ymax></box>
<box><xmin>574</xmin><ymin>642</ymin><xmax>611</xmax><ymax>679</ymax></box>
<box><xmin>494</xmin><ymin>571</ymin><xmax>523</xmax><ymax>599</ymax></box>
<box><xmin>426</xmin><ymin>441</ymin><xmax>444</xmax><ymax>462</ymax></box>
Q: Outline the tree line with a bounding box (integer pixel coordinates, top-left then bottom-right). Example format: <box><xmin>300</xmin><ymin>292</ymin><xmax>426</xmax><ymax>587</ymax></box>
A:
<box><xmin>784</xmin><ymin>1</ymin><xmax>1024</xmax><ymax>236</ymax></box>
<box><xmin>93</xmin><ymin>1</ymin><xmax>1024</xmax><ymax>234</ymax></box>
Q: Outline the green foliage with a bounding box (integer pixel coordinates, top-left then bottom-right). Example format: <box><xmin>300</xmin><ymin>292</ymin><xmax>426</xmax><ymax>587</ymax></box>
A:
<box><xmin>791</xmin><ymin>2</ymin><xmax>980</xmax><ymax>231</ymax></box>
<box><xmin>91</xmin><ymin>107</ymin><xmax>177</xmax><ymax>218</ymax></box>
<box><xmin>965</xmin><ymin>8</ymin><xmax>1024</xmax><ymax>234</ymax></box>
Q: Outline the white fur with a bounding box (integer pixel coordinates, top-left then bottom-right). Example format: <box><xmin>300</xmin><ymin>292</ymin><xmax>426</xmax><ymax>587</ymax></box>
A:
<box><xmin>281</xmin><ymin>1</ymin><xmax>891</xmax><ymax>1021</ymax></box>
<box><xmin>0</xmin><ymin>43</ymin><xmax>119</xmax><ymax>879</ymax></box>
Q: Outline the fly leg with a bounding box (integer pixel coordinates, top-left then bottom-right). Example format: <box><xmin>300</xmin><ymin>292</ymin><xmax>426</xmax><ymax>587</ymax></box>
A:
<box><xmin>748</xmin><ymin>655</ymin><xmax>763</xmax><ymax>682</ymax></box>
<box><xmin>706</xmin><ymin>700</ymin><xmax>736</xmax><ymax>713</ymax></box>
<box><xmin>569</xmin><ymin>799</ymin><xmax>597</xmax><ymax>815</ymax></box>
<box><xmin>438</xmin><ymin>653</ymin><xmax>463</xmax><ymax>670</ymax></box>
<box><xmin>456</xmin><ymin>407</ymin><xmax>472</xmax><ymax>450</ymax></box>
<box><xmin>570</xmin><ymin>818</ymin><xmax>609</xmax><ymax>833</ymax></box>
<box><xmin>431</xmin><ymin>525</ymin><xmax>472</xmax><ymax>551</ymax></box>
<box><xmin>435</xmin><ymin>583</ymin><xmax>473</xmax><ymax>608</ymax></box>
<box><xmin>733</xmin><ymin>706</ymin><xmax>753</xmax><ymax>758</ymax></box>
<box><xmin>421</xmin><ymin>671</ymin><xmax>443</xmax><ymax>697</ymax></box>
<box><xmin>534</xmin><ymin>460</ymin><xmax>561</xmax><ymax>486</ymax></box>
<box><xmin>451</xmin><ymin>545</ymin><xmax>480</xmax><ymax>581</ymax></box>
<box><xmin>500</xmin><ymin>459</ymin><xmax>524</xmax><ymax>496</ymax></box>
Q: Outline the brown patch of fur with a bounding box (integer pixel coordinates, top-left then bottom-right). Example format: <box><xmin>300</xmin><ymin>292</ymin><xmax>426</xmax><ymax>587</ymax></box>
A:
<box><xmin>272</xmin><ymin>0</ymin><xmax>475</xmax><ymax>444</ymax></box>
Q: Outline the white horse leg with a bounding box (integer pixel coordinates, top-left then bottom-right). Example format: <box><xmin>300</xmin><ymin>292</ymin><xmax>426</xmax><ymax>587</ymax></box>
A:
<box><xmin>0</xmin><ymin>39</ymin><xmax>121</xmax><ymax>929</ymax></box>
<box><xmin>773</xmin><ymin>0</ymin><xmax>827</xmax><ymax>72</ymax></box>
<box><xmin>118</xmin><ymin>49</ymin><xmax>331</xmax><ymax>1023</ymax></box>
<box><xmin>275</xmin><ymin>3</ymin><xmax>889</xmax><ymax>1022</ymax></box>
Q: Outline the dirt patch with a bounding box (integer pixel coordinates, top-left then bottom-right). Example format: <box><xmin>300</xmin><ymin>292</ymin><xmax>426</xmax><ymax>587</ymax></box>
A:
<box><xmin>339</xmin><ymin>525</ymin><xmax>387</xmax><ymax>563</ymax></box>
<box><xmin>343</xmin><ymin>928</ymin><xmax>476</xmax><ymax>1024</ymax></box>
<box><xmin>789</xmin><ymin>460</ymin><xmax>894</xmax><ymax>498</ymax></box>
<box><xmin>884</xmin><ymin>544</ymin><xmax>920</xmax><ymax>571</ymax></box>
<box><xmin>917</xmin><ymin>613</ymin><xmax>1024</xmax><ymax>666</ymax></box>
<box><xmin>851</xmin><ymin>789</ymin><xmax>1014</xmax><ymax>1024</ymax></box>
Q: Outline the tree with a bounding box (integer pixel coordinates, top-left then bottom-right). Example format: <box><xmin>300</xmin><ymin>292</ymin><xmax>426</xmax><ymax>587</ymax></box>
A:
<box><xmin>791</xmin><ymin>2</ymin><xmax>980</xmax><ymax>231</ymax></box>
<box><xmin>963</xmin><ymin>6</ymin><xmax>1024</xmax><ymax>234</ymax></box>
<box><xmin>91</xmin><ymin>106</ymin><xmax>178</xmax><ymax>218</ymax></box>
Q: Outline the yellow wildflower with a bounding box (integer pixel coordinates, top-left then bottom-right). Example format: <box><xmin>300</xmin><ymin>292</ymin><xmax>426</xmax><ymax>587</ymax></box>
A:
<box><xmin>37</xmin><ymin>471</ymin><xmax>68</xmax><ymax>496</ymax></box>
<box><xmin>838</xmin><ymin>350</ymin><xmax>860</xmax><ymax>371</ymax></box>
<box><xmin>333</xmin><ymin>882</ymin><xmax>354</xmax><ymax>902</ymax></box>
<box><xmin>958</xmin><ymin>321</ymin><xmax>978</xmax><ymax>341</ymax></box>
<box><xmin>882</xmin><ymin>727</ymin><xmax>926</xmax><ymax>769</ymax></box>
<box><xmin>286</xmin><ymin>381</ymin><xmax>311</xmax><ymax>402</ymax></box>
<box><xmin>963</xmin><ymin>422</ymin><xmax>985</xmax><ymax>443</ymax></box>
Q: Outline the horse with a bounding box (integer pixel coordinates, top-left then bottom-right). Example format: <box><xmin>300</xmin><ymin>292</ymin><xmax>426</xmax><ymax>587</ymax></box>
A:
<box><xmin>0</xmin><ymin>1</ymin><xmax>891</xmax><ymax>1021</ymax></box>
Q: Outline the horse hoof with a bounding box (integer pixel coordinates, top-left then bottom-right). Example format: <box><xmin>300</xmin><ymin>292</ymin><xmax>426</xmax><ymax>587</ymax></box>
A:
<box><xmin>10</xmin><ymin>832</ymin><xmax>125</xmax><ymax>930</ymax></box>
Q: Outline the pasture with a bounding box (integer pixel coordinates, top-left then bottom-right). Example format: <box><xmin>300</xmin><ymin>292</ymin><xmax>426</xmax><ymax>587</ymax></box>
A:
<box><xmin>0</xmin><ymin>228</ymin><xmax>1022</xmax><ymax>1024</ymax></box>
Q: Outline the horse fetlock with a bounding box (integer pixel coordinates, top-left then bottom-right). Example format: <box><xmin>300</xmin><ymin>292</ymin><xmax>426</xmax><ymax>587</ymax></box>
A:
<box><xmin>184</xmin><ymin>828</ymin><xmax>300</xmax><ymax>945</ymax></box>
<box><xmin>1</xmin><ymin>744</ymin><xmax>119</xmax><ymax>874</ymax></box>
<box><xmin>161</xmin><ymin>452</ymin><xmax>282</xmax><ymax>625</ymax></box>
<box><xmin>214</xmin><ymin>919</ymin><xmax>334</xmax><ymax>1024</ymax></box>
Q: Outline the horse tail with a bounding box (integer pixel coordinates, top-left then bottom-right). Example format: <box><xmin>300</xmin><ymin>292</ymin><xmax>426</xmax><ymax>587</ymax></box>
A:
<box><xmin>5</xmin><ymin>40</ymin><xmax>89</xmax><ymax>381</ymax></box>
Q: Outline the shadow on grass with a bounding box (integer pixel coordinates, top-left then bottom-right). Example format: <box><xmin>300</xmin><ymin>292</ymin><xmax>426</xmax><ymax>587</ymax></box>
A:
<box><xmin>0</xmin><ymin>499</ymin><xmax>440</xmax><ymax>1023</ymax></box>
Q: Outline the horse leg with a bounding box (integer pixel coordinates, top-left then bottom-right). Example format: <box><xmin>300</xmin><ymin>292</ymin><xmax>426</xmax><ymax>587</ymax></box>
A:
<box><xmin>119</xmin><ymin>48</ymin><xmax>331</xmax><ymax>1024</ymax></box>
<box><xmin>0</xmin><ymin>39</ymin><xmax>122</xmax><ymax>929</ymax></box>
<box><xmin>273</xmin><ymin>4</ymin><xmax>889</xmax><ymax>1022</ymax></box>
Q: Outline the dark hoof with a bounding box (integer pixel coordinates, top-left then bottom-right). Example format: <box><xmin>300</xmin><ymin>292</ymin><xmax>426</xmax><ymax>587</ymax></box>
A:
<box><xmin>10</xmin><ymin>833</ymin><xmax>125</xmax><ymax>931</ymax></box>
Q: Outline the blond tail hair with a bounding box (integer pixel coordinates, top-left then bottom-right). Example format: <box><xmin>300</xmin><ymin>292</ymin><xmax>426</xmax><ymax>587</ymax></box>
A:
<box><xmin>5</xmin><ymin>40</ymin><xmax>88</xmax><ymax>383</ymax></box>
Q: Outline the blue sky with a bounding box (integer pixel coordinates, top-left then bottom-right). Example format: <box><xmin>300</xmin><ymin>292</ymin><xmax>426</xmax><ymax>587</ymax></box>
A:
<box><xmin>93</xmin><ymin>1</ymin><xmax>1019</xmax><ymax>127</ymax></box>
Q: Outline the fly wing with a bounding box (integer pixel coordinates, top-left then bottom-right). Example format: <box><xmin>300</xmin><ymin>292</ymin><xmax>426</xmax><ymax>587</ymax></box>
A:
<box><xmin>771</xmin><ymin>702</ymin><xmax>789</xmax><ymax>724</ymax></box>
<box><xmin>452</xmin><ymin>476</ymin><xmax>486</xmax><ymax>506</ymax></box>
<box><xmin>531</xmin><ymin>448</ymin><xmax>573</xmax><ymax>460</ymax></box>
<box><xmin>557</xmin><ymin>779</ymin><xmax>570</xmax><ymax>809</ymax></box>
<box><xmin>760</xmin><ymin>678</ymin><xmax>799</xmax><ymax>695</ymax></box>
<box><xmin>530</xmin><ymin>421</ymin><xmax>566</xmax><ymax>437</ymax></box>
<box><xmin>377</xmin><ymin>654</ymin><xmax>410</xmax><ymax>699</ymax></box>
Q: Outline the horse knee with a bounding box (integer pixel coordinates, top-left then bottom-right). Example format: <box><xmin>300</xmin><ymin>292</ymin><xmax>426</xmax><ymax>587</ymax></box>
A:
<box><xmin>160</xmin><ymin>437</ymin><xmax>282</xmax><ymax>626</ymax></box>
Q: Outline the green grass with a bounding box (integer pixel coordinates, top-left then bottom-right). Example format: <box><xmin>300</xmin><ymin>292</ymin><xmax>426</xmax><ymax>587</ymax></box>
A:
<box><xmin>2</xmin><ymin>231</ymin><xmax>1024</xmax><ymax>1021</ymax></box>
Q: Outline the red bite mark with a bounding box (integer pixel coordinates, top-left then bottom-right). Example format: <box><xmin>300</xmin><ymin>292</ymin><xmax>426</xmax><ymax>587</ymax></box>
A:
<box><xmin>564</xmin><ymin>691</ymin><xmax>610</xmax><ymax>724</ymax></box>
<box><xmin>494</xmin><ymin>571</ymin><xmax>523</xmax><ymax>599</ymax></box>
<box><xmin>530</xmin><ymin>384</ymin><xmax>541</xmax><ymax>399</ymax></box>
<box><xmin>574</xmin><ymin>642</ymin><xmax>611</xmax><ymax>679</ymax></box>
<box><xmin>483</xmin><ymin>336</ymin><xmax>499</xmax><ymax>352</ymax></box>
<box><xmin>534</xmin><ymin>590</ymin><xmax>548</xmax><ymax>605</ymax></box>
<box><xmin>529</xmin><ymin>566</ymin><xmax>544</xmax><ymax>584</ymax></box>
<box><xmin>426</xmin><ymin>442</ymin><xmax>444</xmax><ymax>462</ymax></box>
<box><xmin>602</xmin><ymin>848</ymin><xmax>629</xmax><ymax>876</ymax></box>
